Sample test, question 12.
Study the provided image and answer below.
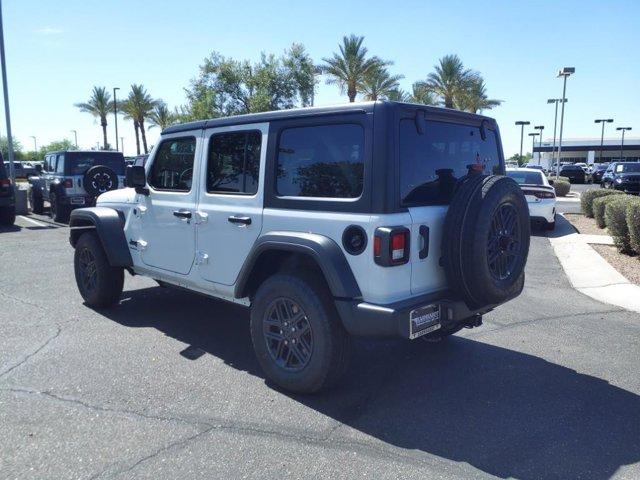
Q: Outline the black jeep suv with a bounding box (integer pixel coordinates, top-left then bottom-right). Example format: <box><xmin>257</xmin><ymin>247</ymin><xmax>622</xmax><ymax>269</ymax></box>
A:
<box><xmin>0</xmin><ymin>154</ymin><xmax>16</xmax><ymax>226</ymax></box>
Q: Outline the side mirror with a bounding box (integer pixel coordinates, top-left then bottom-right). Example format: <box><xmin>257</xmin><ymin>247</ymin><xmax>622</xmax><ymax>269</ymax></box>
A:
<box><xmin>125</xmin><ymin>165</ymin><xmax>149</xmax><ymax>195</ymax></box>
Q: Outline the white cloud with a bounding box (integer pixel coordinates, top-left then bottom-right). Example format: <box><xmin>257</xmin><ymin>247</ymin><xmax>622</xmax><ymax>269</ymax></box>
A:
<box><xmin>34</xmin><ymin>27</ymin><xmax>63</xmax><ymax>35</ymax></box>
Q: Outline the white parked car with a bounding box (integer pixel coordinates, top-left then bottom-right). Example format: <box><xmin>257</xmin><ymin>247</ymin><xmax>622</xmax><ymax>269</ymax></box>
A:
<box><xmin>68</xmin><ymin>102</ymin><xmax>531</xmax><ymax>393</ymax></box>
<box><xmin>507</xmin><ymin>168</ymin><xmax>556</xmax><ymax>230</ymax></box>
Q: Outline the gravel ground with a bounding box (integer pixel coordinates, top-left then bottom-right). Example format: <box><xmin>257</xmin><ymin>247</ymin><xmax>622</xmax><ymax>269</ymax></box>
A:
<box><xmin>591</xmin><ymin>244</ymin><xmax>640</xmax><ymax>285</ymax></box>
<box><xmin>564</xmin><ymin>213</ymin><xmax>607</xmax><ymax>236</ymax></box>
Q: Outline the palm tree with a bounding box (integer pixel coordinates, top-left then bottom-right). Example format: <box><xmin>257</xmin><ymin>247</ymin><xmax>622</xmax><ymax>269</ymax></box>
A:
<box><xmin>386</xmin><ymin>89</ymin><xmax>411</xmax><ymax>102</ymax></box>
<box><xmin>75</xmin><ymin>86</ymin><xmax>112</xmax><ymax>149</ymax></box>
<box><xmin>119</xmin><ymin>99</ymin><xmax>141</xmax><ymax>155</ymax></box>
<box><xmin>358</xmin><ymin>66</ymin><xmax>403</xmax><ymax>101</ymax></box>
<box><xmin>417</xmin><ymin>54</ymin><xmax>475</xmax><ymax>108</ymax></box>
<box><xmin>126</xmin><ymin>84</ymin><xmax>157</xmax><ymax>154</ymax></box>
<box><xmin>148</xmin><ymin>101</ymin><xmax>176</xmax><ymax>131</ymax></box>
<box><xmin>322</xmin><ymin>35</ymin><xmax>387</xmax><ymax>102</ymax></box>
<box><xmin>455</xmin><ymin>75</ymin><xmax>502</xmax><ymax>113</ymax></box>
<box><xmin>410</xmin><ymin>82</ymin><xmax>438</xmax><ymax>106</ymax></box>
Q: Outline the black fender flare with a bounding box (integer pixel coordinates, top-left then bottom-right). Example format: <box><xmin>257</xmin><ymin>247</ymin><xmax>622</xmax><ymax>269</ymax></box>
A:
<box><xmin>69</xmin><ymin>207</ymin><xmax>132</xmax><ymax>267</ymax></box>
<box><xmin>28</xmin><ymin>177</ymin><xmax>44</xmax><ymax>194</ymax></box>
<box><xmin>234</xmin><ymin>231</ymin><xmax>361</xmax><ymax>300</ymax></box>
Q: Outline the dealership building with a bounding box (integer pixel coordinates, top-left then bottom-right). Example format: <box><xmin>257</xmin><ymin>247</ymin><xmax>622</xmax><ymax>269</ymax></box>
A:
<box><xmin>532</xmin><ymin>137</ymin><xmax>640</xmax><ymax>169</ymax></box>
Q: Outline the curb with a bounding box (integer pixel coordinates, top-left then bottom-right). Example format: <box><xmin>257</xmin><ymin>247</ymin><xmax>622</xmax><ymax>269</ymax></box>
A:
<box><xmin>548</xmin><ymin>214</ymin><xmax>640</xmax><ymax>313</ymax></box>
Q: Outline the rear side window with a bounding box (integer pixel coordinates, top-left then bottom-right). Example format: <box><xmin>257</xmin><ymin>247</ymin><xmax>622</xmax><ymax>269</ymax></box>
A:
<box><xmin>148</xmin><ymin>137</ymin><xmax>196</xmax><ymax>192</ymax></box>
<box><xmin>207</xmin><ymin>131</ymin><xmax>261</xmax><ymax>194</ymax></box>
<box><xmin>276</xmin><ymin>124</ymin><xmax>364</xmax><ymax>198</ymax></box>
<box><xmin>399</xmin><ymin>119</ymin><xmax>502</xmax><ymax>206</ymax></box>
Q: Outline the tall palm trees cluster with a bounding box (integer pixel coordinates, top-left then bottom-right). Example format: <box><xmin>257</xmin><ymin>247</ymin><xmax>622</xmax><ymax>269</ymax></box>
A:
<box><xmin>322</xmin><ymin>35</ymin><xmax>501</xmax><ymax>113</ymax></box>
<box><xmin>76</xmin><ymin>35</ymin><xmax>501</xmax><ymax>151</ymax></box>
<box><xmin>75</xmin><ymin>85</ymin><xmax>176</xmax><ymax>154</ymax></box>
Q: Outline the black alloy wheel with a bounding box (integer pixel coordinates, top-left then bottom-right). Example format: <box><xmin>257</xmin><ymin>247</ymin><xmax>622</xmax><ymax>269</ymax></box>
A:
<box><xmin>487</xmin><ymin>203</ymin><xmax>521</xmax><ymax>281</ymax></box>
<box><xmin>263</xmin><ymin>297</ymin><xmax>313</xmax><ymax>371</ymax></box>
<box><xmin>78</xmin><ymin>247</ymin><xmax>98</xmax><ymax>294</ymax></box>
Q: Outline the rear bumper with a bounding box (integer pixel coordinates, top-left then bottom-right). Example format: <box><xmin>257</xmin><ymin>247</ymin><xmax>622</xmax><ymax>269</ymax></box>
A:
<box><xmin>58</xmin><ymin>195</ymin><xmax>96</xmax><ymax>207</ymax></box>
<box><xmin>335</xmin><ymin>290</ymin><xmax>495</xmax><ymax>339</ymax></box>
<box><xmin>0</xmin><ymin>195</ymin><xmax>15</xmax><ymax>207</ymax></box>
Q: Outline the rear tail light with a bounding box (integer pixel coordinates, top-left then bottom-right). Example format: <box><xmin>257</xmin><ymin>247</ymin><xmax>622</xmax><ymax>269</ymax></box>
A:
<box><xmin>63</xmin><ymin>178</ymin><xmax>73</xmax><ymax>188</ymax></box>
<box><xmin>522</xmin><ymin>189</ymin><xmax>555</xmax><ymax>199</ymax></box>
<box><xmin>374</xmin><ymin>227</ymin><xmax>410</xmax><ymax>266</ymax></box>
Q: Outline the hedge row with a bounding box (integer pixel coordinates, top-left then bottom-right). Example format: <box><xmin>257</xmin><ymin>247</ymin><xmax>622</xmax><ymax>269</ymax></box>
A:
<box><xmin>591</xmin><ymin>193</ymin><xmax>640</xmax><ymax>254</ymax></box>
<box><xmin>581</xmin><ymin>189</ymin><xmax>625</xmax><ymax>217</ymax></box>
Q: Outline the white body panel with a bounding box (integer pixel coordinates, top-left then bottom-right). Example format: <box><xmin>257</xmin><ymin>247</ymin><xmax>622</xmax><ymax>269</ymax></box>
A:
<box><xmin>526</xmin><ymin>196</ymin><xmax>556</xmax><ymax>222</ymax></box>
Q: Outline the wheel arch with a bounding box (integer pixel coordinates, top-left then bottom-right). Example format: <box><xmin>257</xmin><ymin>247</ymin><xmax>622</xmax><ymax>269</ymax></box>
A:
<box><xmin>69</xmin><ymin>207</ymin><xmax>132</xmax><ymax>267</ymax></box>
<box><xmin>234</xmin><ymin>232</ymin><xmax>362</xmax><ymax>300</ymax></box>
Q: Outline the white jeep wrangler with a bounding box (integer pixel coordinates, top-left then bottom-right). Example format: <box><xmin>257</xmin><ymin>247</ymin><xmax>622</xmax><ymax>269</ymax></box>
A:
<box><xmin>69</xmin><ymin>101</ymin><xmax>530</xmax><ymax>393</ymax></box>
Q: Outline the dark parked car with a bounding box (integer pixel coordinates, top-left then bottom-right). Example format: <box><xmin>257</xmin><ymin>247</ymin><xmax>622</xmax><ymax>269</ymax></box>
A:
<box><xmin>559</xmin><ymin>164</ymin><xmax>586</xmax><ymax>183</ymax></box>
<box><xmin>590</xmin><ymin>163</ymin><xmax>610</xmax><ymax>183</ymax></box>
<box><xmin>601</xmin><ymin>162</ymin><xmax>640</xmax><ymax>194</ymax></box>
<box><xmin>0</xmin><ymin>155</ymin><xmax>16</xmax><ymax>225</ymax></box>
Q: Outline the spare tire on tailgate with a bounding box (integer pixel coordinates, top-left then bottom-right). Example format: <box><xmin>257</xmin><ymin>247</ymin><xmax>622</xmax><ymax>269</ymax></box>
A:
<box><xmin>442</xmin><ymin>174</ymin><xmax>530</xmax><ymax>308</ymax></box>
<box><xmin>83</xmin><ymin>165</ymin><xmax>119</xmax><ymax>197</ymax></box>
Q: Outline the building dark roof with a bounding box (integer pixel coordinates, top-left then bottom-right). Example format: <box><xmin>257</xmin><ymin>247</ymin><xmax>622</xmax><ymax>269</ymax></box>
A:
<box><xmin>161</xmin><ymin>101</ymin><xmax>495</xmax><ymax>135</ymax></box>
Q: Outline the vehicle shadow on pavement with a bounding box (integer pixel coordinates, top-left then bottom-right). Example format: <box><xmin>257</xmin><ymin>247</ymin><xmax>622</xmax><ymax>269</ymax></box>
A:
<box><xmin>0</xmin><ymin>224</ymin><xmax>21</xmax><ymax>233</ymax></box>
<box><xmin>103</xmin><ymin>286</ymin><xmax>640</xmax><ymax>480</ymax></box>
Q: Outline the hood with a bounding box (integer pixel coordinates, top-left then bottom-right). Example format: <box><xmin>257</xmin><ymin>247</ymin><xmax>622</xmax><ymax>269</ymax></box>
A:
<box><xmin>96</xmin><ymin>187</ymin><xmax>138</xmax><ymax>205</ymax></box>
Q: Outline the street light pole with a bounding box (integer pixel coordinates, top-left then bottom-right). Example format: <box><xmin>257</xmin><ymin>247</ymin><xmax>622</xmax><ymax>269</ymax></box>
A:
<box><xmin>113</xmin><ymin>87</ymin><xmax>120</xmax><ymax>151</ymax></box>
<box><xmin>29</xmin><ymin>135</ymin><xmax>37</xmax><ymax>157</ymax></box>
<box><xmin>70</xmin><ymin>129</ymin><xmax>78</xmax><ymax>149</ymax></box>
<box><xmin>534</xmin><ymin>125</ymin><xmax>544</xmax><ymax>165</ymax></box>
<box><xmin>616</xmin><ymin>127</ymin><xmax>632</xmax><ymax>161</ymax></box>
<box><xmin>0</xmin><ymin>0</ymin><xmax>16</xmax><ymax>182</ymax></box>
<box><xmin>556</xmin><ymin>67</ymin><xmax>575</xmax><ymax>177</ymax></box>
<box><xmin>515</xmin><ymin>121</ymin><xmax>530</xmax><ymax>161</ymax></box>
<box><xmin>547</xmin><ymin>98</ymin><xmax>566</xmax><ymax>172</ymax></box>
<box><xmin>529</xmin><ymin>132</ymin><xmax>539</xmax><ymax>161</ymax></box>
<box><xmin>594</xmin><ymin>119</ymin><xmax>613</xmax><ymax>163</ymax></box>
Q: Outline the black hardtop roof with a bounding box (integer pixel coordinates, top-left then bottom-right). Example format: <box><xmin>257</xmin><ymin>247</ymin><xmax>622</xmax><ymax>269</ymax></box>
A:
<box><xmin>45</xmin><ymin>150</ymin><xmax>124</xmax><ymax>155</ymax></box>
<box><xmin>162</xmin><ymin>100</ymin><xmax>495</xmax><ymax>135</ymax></box>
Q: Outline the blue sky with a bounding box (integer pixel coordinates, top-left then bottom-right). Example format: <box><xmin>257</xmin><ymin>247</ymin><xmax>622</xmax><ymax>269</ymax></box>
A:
<box><xmin>3</xmin><ymin>0</ymin><xmax>639</xmax><ymax>157</ymax></box>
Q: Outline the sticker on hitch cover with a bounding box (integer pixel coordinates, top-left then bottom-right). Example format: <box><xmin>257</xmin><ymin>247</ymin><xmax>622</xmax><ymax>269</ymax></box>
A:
<box><xmin>409</xmin><ymin>304</ymin><xmax>441</xmax><ymax>339</ymax></box>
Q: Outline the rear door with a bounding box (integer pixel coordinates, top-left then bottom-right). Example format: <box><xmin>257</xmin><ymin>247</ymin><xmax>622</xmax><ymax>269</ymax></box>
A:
<box><xmin>398</xmin><ymin>114</ymin><xmax>503</xmax><ymax>295</ymax></box>
<box><xmin>195</xmin><ymin>123</ymin><xmax>267</xmax><ymax>286</ymax></box>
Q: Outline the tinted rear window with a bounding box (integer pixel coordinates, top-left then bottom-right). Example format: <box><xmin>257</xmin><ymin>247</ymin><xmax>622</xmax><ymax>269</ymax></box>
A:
<box><xmin>276</xmin><ymin>124</ymin><xmax>364</xmax><ymax>198</ymax></box>
<box><xmin>66</xmin><ymin>152</ymin><xmax>125</xmax><ymax>175</ymax></box>
<box><xmin>507</xmin><ymin>170</ymin><xmax>544</xmax><ymax>185</ymax></box>
<box><xmin>399</xmin><ymin>119</ymin><xmax>502</xmax><ymax>206</ymax></box>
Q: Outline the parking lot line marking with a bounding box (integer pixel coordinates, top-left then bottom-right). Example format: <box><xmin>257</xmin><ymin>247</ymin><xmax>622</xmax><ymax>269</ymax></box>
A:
<box><xmin>18</xmin><ymin>215</ymin><xmax>49</xmax><ymax>227</ymax></box>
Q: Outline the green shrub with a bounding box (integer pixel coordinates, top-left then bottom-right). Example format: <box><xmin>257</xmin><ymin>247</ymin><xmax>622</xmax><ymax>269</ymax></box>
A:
<box><xmin>604</xmin><ymin>196</ymin><xmax>634</xmax><ymax>252</ymax></box>
<box><xmin>593</xmin><ymin>195</ymin><xmax>624</xmax><ymax>228</ymax></box>
<box><xmin>626</xmin><ymin>197</ymin><xmax>640</xmax><ymax>254</ymax></box>
<box><xmin>553</xmin><ymin>179</ymin><xmax>571</xmax><ymax>196</ymax></box>
<box><xmin>581</xmin><ymin>189</ymin><xmax>625</xmax><ymax>218</ymax></box>
<box><xmin>547</xmin><ymin>175</ymin><xmax>570</xmax><ymax>185</ymax></box>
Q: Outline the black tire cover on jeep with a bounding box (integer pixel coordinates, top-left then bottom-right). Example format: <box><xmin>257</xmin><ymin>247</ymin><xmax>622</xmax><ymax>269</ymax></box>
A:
<box><xmin>83</xmin><ymin>166</ymin><xmax>119</xmax><ymax>197</ymax></box>
<box><xmin>441</xmin><ymin>174</ymin><xmax>530</xmax><ymax>308</ymax></box>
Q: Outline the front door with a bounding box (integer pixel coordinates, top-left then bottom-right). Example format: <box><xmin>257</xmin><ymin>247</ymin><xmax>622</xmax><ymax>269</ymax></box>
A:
<box><xmin>139</xmin><ymin>134</ymin><xmax>200</xmax><ymax>275</ymax></box>
<box><xmin>195</xmin><ymin>123</ymin><xmax>268</xmax><ymax>286</ymax></box>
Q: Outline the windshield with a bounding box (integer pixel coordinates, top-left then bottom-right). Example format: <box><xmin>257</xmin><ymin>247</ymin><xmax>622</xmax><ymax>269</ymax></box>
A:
<box><xmin>507</xmin><ymin>170</ymin><xmax>544</xmax><ymax>185</ymax></box>
<box><xmin>67</xmin><ymin>152</ymin><xmax>125</xmax><ymax>175</ymax></box>
<box><xmin>615</xmin><ymin>163</ymin><xmax>640</xmax><ymax>173</ymax></box>
<box><xmin>399</xmin><ymin>119</ymin><xmax>502</xmax><ymax>206</ymax></box>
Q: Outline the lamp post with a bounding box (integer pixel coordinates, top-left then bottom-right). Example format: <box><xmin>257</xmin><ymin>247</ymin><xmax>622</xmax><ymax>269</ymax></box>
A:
<box><xmin>616</xmin><ymin>127</ymin><xmax>632</xmax><ymax>161</ymax></box>
<box><xmin>0</xmin><ymin>0</ymin><xmax>16</xmax><ymax>182</ymax></box>
<box><xmin>555</xmin><ymin>67</ymin><xmax>575</xmax><ymax>177</ymax></box>
<box><xmin>594</xmin><ymin>119</ymin><xmax>613</xmax><ymax>163</ymax></box>
<box><xmin>529</xmin><ymin>132</ymin><xmax>540</xmax><ymax>162</ymax></box>
<box><xmin>534</xmin><ymin>125</ymin><xmax>544</xmax><ymax>165</ymax></box>
<box><xmin>29</xmin><ymin>135</ymin><xmax>37</xmax><ymax>157</ymax></box>
<box><xmin>113</xmin><ymin>87</ymin><xmax>120</xmax><ymax>151</ymax></box>
<box><xmin>120</xmin><ymin>136</ymin><xmax>124</xmax><ymax>154</ymax></box>
<box><xmin>547</xmin><ymin>98</ymin><xmax>566</xmax><ymax>172</ymax></box>
<box><xmin>70</xmin><ymin>129</ymin><xmax>78</xmax><ymax>149</ymax></box>
<box><xmin>515</xmin><ymin>121</ymin><xmax>530</xmax><ymax>160</ymax></box>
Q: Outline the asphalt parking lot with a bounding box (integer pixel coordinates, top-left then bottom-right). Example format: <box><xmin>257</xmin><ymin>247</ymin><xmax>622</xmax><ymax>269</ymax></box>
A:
<box><xmin>1</xmin><ymin>212</ymin><xmax>639</xmax><ymax>479</ymax></box>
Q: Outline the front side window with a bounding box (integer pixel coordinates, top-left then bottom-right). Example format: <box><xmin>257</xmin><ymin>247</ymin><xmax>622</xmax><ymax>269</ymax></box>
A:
<box><xmin>148</xmin><ymin>137</ymin><xmax>196</xmax><ymax>192</ymax></box>
<box><xmin>276</xmin><ymin>124</ymin><xmax>364</xmax><ymax>198</ymax></box>
<box><xmin>207</xmin><ymin>131</ymin><xmax>261</xmax><ymax>194</ymax></box>
<box><xmin>399</xmin><ymin>119</ymin><xmax>501</xmax><ymax>206</ymax></box>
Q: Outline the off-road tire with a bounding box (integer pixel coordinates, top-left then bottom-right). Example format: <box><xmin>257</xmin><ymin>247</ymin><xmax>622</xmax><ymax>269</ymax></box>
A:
<box><xmin>250</xmin><ymin>272</ymin><xmax>352</xmax><ymax>394</ymax></box>
<box><xmin>83</xmin><ymin>165</ymin><xmax>119</xmax><ymax>197</ymax></box>
<box><xmin>0</xmin><ymin>206</ymin><xmax>16</xmax><ymax>226</ymax></box>
<box><xmin>442</xmin><ymin>174</ymin><xmax>530</xmax><ymax>308</ymax></box>
<box><xmin>49</xmin><ymin>192</ymin><xmax>69</xmax><ymax>223</ymax></box>
<box><xmin>29</xmin><ymin>189</ymin><xmax>44</xmax><ymax>214</ymax></box>
<box><xmin>74</xmin><ymin>232</ymin><xmax>124</xmax><ymax>308</ymax></box>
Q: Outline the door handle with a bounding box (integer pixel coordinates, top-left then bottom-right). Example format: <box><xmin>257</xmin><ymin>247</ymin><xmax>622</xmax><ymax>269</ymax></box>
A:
<box><xmin>419</xmin><ymin>225</ymin><xmax>430</xmax><ymax>259</ymax></box>
<box><xmin>228</xmin><ymin>215</ymin><xmax>251</xmax><ymax>225</ymax></box>
<box><xmin>173</xmin><ymin>210</ymin><xmax>192</xmax><ymax>220</ymax></box>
